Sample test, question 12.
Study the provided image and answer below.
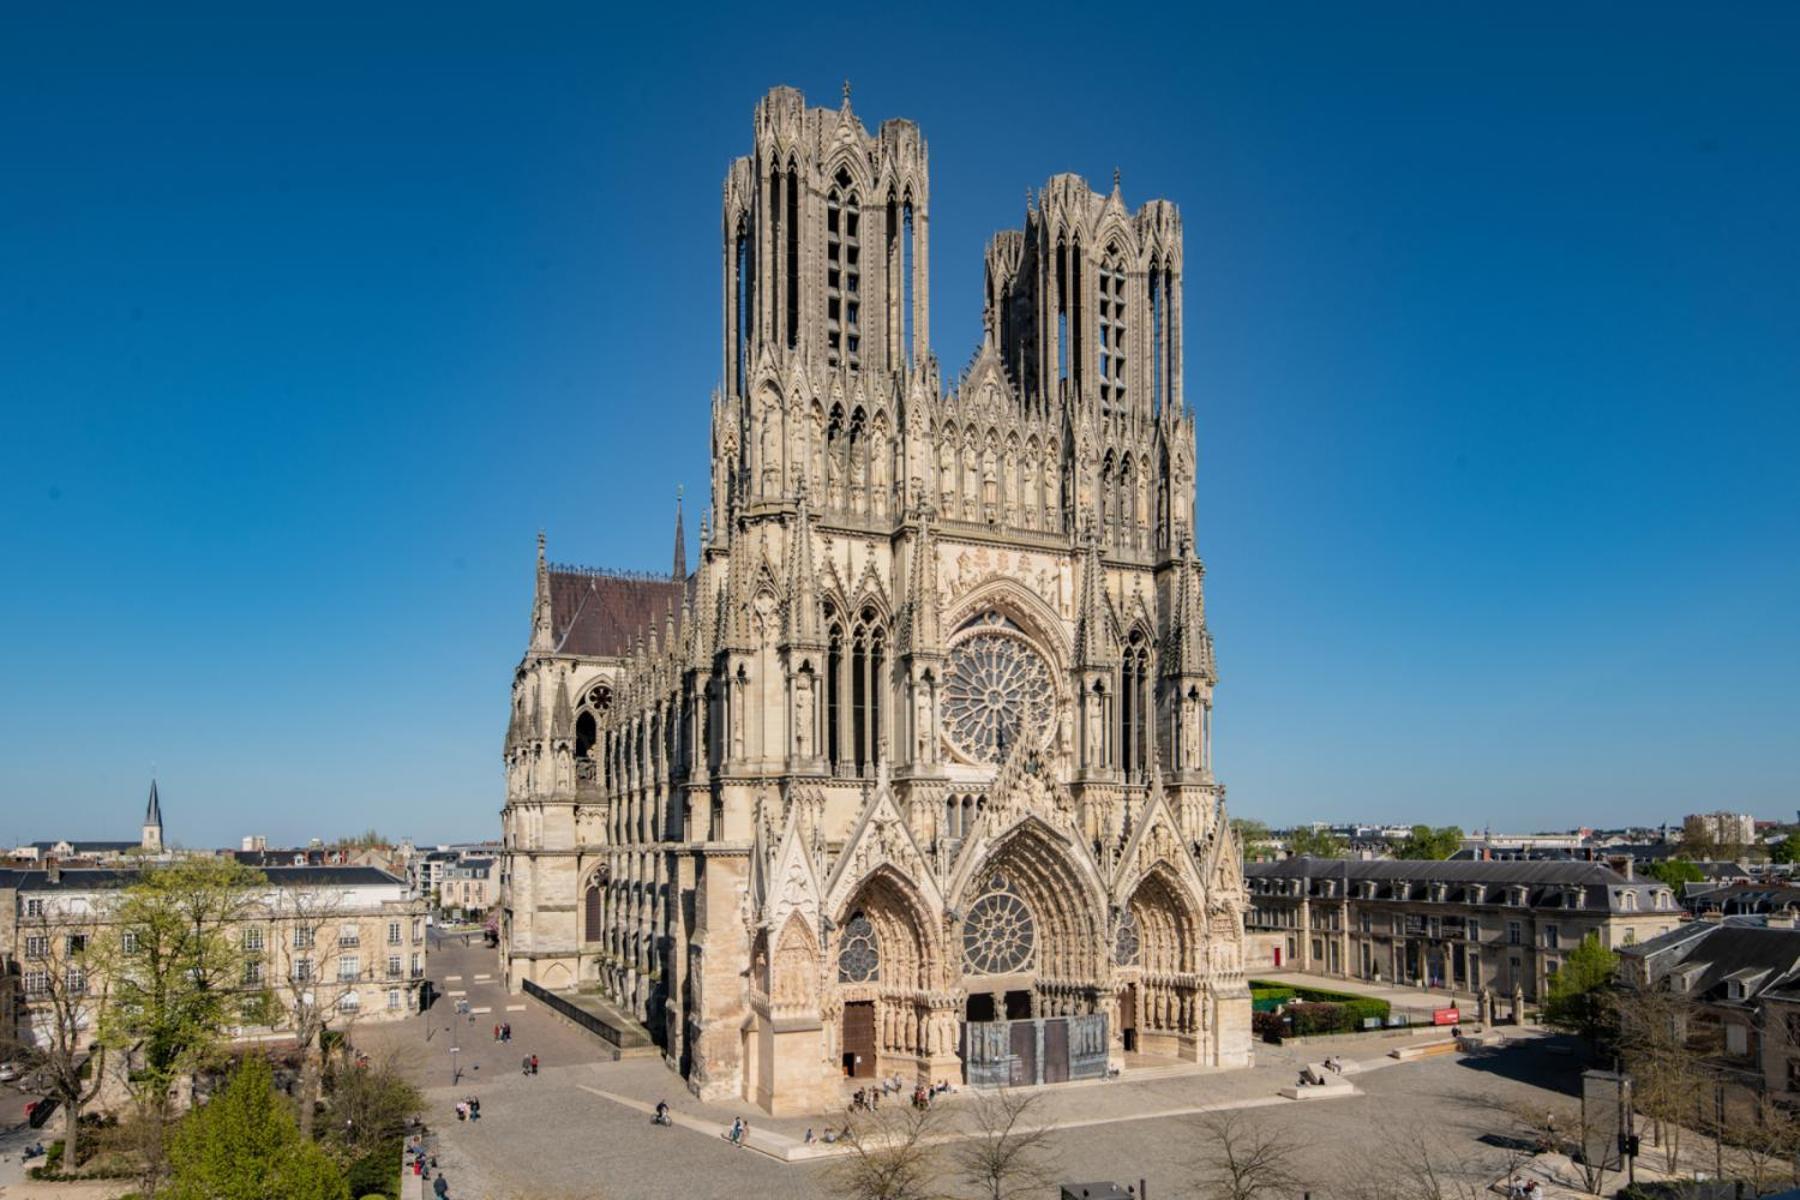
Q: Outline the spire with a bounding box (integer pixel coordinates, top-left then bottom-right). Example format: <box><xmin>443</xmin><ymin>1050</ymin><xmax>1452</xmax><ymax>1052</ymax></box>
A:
<box><xmin>900</xmin><ymin>503</ymin><xmax>940</xmax><ymax>655</ymax></box>
<box><xmin>672</xmin><ymin>486</ymin><xmax>687</xmax><ymax>581</ymax></box>
<box><xmin>530</xmin><ymin>531</ymin><xmax>553</xmax><ymax>652</ymax></box>
<box><xmin>785</xmin><ymin>475</ymin><xmax>821</xmax><ymax>646</ymax></box>
<box><xmin>551</xmin><ymin>671</ymin><xmax>574</xmax><ymax>740</ymax></box>
<box><xmin>144</xmin><ymin>778</ymin><xmax>162</xmax><ymax>827</ymax></box>
<box><xmin>1074</xmin><ymin>520</ymin><xmax>1113</xmax><ymax>668</ymax></box>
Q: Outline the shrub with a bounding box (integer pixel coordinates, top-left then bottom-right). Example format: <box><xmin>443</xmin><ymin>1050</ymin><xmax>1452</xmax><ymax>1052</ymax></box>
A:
<box><xmin>1252</xmin><ymin>1011</ymin><xmax>1286</xmax><ymax>1042</ymax></box>
<box><xmin>345</xmin><ymin>1141</ymin><xmax>401</xmax><ymax>1199</ymax></box>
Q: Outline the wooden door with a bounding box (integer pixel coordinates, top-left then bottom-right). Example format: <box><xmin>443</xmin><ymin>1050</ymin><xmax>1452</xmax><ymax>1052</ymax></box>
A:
<box><xmin>1043</xmin><ymin>1018</ymin><xmax>1070</xmax><ymax>1084</ymax></box>
<box><xmin>1008</xmin><ymin>1021</ymin><xmax>1038</xmax><ymax>1086</ymax></box>
<box><xmin>842</xmin><ymin>1001</ymin><xmax>876</xmax><ymax>1077</ymax></box>
<box><xmin>1119</xmin><ymin>984</ymin><xmax>1138</xmax><ymax>1052</ymax></box>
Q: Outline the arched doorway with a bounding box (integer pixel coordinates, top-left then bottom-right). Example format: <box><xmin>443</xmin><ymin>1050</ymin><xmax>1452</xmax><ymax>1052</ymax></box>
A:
<box><xmin>1115</xmin><ymin>866</ymin><xmax>1205</xmax><ymax>1062</ymax></box>
<box><xmin>832</xmin><ymin>868</ymin><xmax>942</xmax><ymax>1085</ymax></box>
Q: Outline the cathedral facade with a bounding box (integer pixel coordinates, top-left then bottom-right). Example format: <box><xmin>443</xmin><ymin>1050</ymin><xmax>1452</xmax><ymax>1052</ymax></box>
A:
<box><xmin>500</xmin><ymin>85</ymin><xmax>1251</xmax><ymax>1114</ymax></box>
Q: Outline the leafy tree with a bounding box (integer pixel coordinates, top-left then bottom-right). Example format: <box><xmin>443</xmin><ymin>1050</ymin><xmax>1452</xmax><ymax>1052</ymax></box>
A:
<box><xmin>1542</xmin><ymin>933</ymin><xmax>1619</xmax><ymax>1047</ymax></box>
<box><xmin>98</xmin><ymin>858</ymin><xmax>268</xmax><ymax>1193</ymax></box>
<box><xmin>1642</xmin><ymin>859</ymin><xmax>1704</xmax><ymax>888</ymax></box>
<box><xmin>324</xmin><ymin>1050</ymin><xmax>423</xmax><ymax>1165</ymax></box>
<box><xmin>165</xmin><ymin>1056</ymin><xmax>348</xmax><ymax>1200</ymax></box>
<box><xmin>1231</xmin><ymin>819</ymin><xmax>1275</xmax><ymax>863</ymax></box>
<box><xmin>1770</xmin><ymin>835</ymin><xmax>1800</xmax><ymax>865</ymax></box>
<box><xmin>1394</xmin><ymin>825</ymin><xmax>1465</xmax><ymax>861</ymax></box>
<box><xmin>1284</xmin><ymin>826</ymin><xmax>1347</xmax><ymax>858</ymax></box>
<box><xmin>1679</xmin><ymin>815</ymin><xmax>1719</xmax><ymax>860</ymax></box>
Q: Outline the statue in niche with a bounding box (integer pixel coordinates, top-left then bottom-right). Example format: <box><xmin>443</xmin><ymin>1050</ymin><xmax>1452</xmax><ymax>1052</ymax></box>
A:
<box><xmin>1085</xmin><ymin>691</ymin><xmax>1104</xmax><ymax>766</ymax></box>
<box><xmin>1181</xmin><ymin>694</ymin><xmax>1201</xmax><ymax>768</ymax></box>
<box><xmin>795</xmin><ymin>672</ymin><xmax>815</xmax><ymax>759</ymax></box>
<box><xmin>914</xmin><ymin>688</ymin><xmax>932</xmax><ymax>763</ymax></box>
<box><xmin>962</xmin><ymin>442</ymin><xmax>979</xmax><ymax>520</ymax></box>
<box><xmin>982</xmin><ymin>447</ymin><xmax>998</xmax><ymax>509</ymax></box>
<box><xmin>759</xmin><ymin>407</ymin><xmax>778</xmax><ymax>491</ymax></box>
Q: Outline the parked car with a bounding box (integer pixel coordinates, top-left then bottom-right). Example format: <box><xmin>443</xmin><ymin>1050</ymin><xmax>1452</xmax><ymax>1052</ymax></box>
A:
<box><xmin>0</xmin><ymin>1062</ymin><xmax>20</xmax><ymax>1082</ymax></box>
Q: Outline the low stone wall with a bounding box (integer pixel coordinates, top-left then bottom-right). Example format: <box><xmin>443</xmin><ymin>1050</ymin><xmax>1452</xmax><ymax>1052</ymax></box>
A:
<box><xmin>521</xmin><ymin>980</ymin><xmax>655</xmax><ymax>1056</ymax></box>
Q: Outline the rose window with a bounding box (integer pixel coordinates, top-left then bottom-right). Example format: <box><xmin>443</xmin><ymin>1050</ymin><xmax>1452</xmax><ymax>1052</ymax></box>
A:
<box><xmin>942</xmin><ymin>625</ymin><xmax>1055</xmax><ymax>765</ymax></box>
<box><xmin>585</xmin><ymin>683</ymin><xmax>612</xmax><ymax>712</ymax></box>
<box><xmin>962</xmin><ymin>883</ymin><xmax>1036</xmax><ymax>975</ymax></box>
<box><xmin>837</xmin><ymin>913</ymin><xmax>880</xmax><ymax>983</ymax></box>
<box><xmin>1114</xmin><ymin>909</ymin><xmax>1141</xmax><ymax>966</ymax></box>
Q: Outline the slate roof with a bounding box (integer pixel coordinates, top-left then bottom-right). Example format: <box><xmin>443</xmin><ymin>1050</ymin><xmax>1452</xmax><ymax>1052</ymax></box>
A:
<box><xmin>27</xmin><ymin>840</ymin><xmax>141</xmax><ymax>853</ymax></box>
<box><xmin>1621</xmin><ymin>918</ymin><xmax>1800</xmax><ymax>1003</ymax></box>
<box><xmin>1246</xmin><ymin>856</ymin><xmax>1670</xmax><ymax>912</ymax></box>
<box><xmin>548</xmin><ymin>566</ymin><xmax>686</xmax><ymax>658</ymax></box>
<box><xmin>9</xmin><ymin>864</ymin><xmax>403</xmax><ymax>891</ymax></box>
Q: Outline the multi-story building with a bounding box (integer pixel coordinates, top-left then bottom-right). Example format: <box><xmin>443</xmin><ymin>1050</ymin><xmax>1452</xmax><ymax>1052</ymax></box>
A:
<box><xmin>440</xmin><ymin>858</ymin><xmax>495</xmax><ymax>918</ymax></box>
<box><xmin>3</xmin><ymin>864</ymin><xmax>428</xmax><ymax>1052</ymax></box>
<box><xmin>500</xmin><ymin>84</ymin><xmax>1254</xmax><ymax>1114</ymax></box>
<box><xmin>1618</xmin><ymin>916</ymin><xmax>1800</xmax><ymax>1103</ymax></box>
<box><xmin>1246</xmin><ymin>858</ymin><xmax>1682</xmax><ymax>1002</ymax></box>
<box><xmin>1686</xmin><ymin>811</ymin><xmax>1758</xmax><ymax>848</ymax></box>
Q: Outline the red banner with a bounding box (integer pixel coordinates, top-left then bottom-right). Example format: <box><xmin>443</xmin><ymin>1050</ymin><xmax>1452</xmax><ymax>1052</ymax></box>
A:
<box><xmin>1432</xmin><ymin>1007</ymin><xmax>1461</xmax><ymax>1026</ymax></box>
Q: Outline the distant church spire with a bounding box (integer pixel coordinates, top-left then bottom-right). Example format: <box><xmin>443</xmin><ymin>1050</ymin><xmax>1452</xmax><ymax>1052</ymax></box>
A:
<box><xmin>141</xmin><ymin>778</ymin><xmax>164</xmax><ymax>852</ymax></box>
<box><xmin>672</xmin><ymin>486</ymin><xmax>687</xmax><ymax>581</ymax></box>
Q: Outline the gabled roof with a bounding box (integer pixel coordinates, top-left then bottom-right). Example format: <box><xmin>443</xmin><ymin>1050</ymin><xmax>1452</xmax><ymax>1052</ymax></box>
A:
<box><xmin>1621</xmin><ymin>918</ymin><xmax>1800</xmax><ymax>1003</ymax></box>
<box><xmin>547</xmin><ymin>566</ymin><xmax>687</xmax><ymax>659</ymax></box>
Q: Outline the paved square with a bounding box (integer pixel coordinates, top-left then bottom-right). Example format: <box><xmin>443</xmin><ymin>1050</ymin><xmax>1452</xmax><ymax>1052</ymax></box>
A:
<box><xmin>357</xmin><ymin>936</ymin><xmax>1609</xmax><ymax>1199</ymax></box>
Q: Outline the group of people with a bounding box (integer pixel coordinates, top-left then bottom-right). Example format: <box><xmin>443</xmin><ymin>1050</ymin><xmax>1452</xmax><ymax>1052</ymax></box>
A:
<box><xmin>725</xmin><ymin>1116</ymin><xmax>752</xmax><ymax>1147</ymax></box>
<box><xmin>521</xmin><ymin>1053</ymin><xmax>540</xmax><ymax>1076</ymax></box>
<box><xmin>1504</xmin><ymin>1177</ymin><xmax>1544</xmax><ymax>1198</ymax></box>
<box><xmin>453</xmin><ymin>1096</ymin><xmax>482</xmax><ymax>1121</ymax></box>
<box><xmin>491</xmin><ymin>1022</ymin><xmax>514</xmax><ymax>1042</ymax></box>
<box><xmin>405</xmin><ymin>1136</ymin><xmax>438</xmax><ymax>1179</ymax></box>
<box><xmin>850</xmin><ymin>1075</ymin><xmax>956</xmax><ymax>1112</ymax></box>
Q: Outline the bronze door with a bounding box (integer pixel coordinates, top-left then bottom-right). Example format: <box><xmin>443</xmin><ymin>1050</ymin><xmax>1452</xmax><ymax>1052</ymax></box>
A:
<box><xmin>842</xmin><ymin>1001</ymin><xmax>876</xmax><ymax>1077</ymax></box>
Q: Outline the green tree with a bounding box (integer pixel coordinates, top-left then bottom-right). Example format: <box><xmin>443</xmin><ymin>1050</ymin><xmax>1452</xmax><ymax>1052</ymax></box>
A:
<box><xmin>98</xmin><ymin>858</ymin><xmax>268</xmax><ymax>1193</ymax></box>
<box><xmin>1232</xmin><ymin>819</ymin><xmax>1275</xmax><ymax>862</ymax></box>
<box><xmin>1642</xmin><ymin>858</ymin><xmax>1704</xmax><ymax>888</ymax></box>
<box><xmin>1284</xmin><ymin>827</ymin><xmax>1347</xmax><ymax>858</ymax></box>
<box><xmin>166</xmin><ymin>1056</ymin><xmax>349</xmax><ymax>1200</ymax></box>
<box><xmin>1394</xmin><ymin>825</ymin><xmax>1465</xmax><ymax>861</ymax></box>
<box><xmin>1770</xmin><ymin>836</ymin><xmax>1800</xmax><ymax>865</ymax></box>
<box><xmin>1680</xmin><ymin>815</ymin><xmax>1719</xmax><ymax>860</ymax></box>
<box><xmin>324</xmin><ymin>1051</ymin><xmax>423</xmax><ymax>1164</ymax></box>
<box><xmin>1542</xmin><ymin>933</ymin><xmax>1619</xmax><ymax>1047</ymax></box>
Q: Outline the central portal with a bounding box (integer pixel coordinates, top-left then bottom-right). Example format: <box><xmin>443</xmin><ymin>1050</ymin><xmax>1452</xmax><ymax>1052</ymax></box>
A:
<box><xmin>963</xmin><ymin>1015</ymin><xmax>1108</xmax><ymax>1087</ymax></box>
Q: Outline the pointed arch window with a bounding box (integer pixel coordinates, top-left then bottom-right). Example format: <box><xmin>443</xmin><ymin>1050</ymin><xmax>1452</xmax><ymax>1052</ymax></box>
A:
<box><xmin>1121</xmin><ymin>629</ymin><xmax>1151</xmax><ymax>781</ymax></box>
<box><xmin>1099</xmin><ymin>246</ymin><xmax>1127</xmax><ymax>419</ymax></box>
<box><xmin>826</xmin><ymin>169</ymin><xmax>861</xmax><ymax>371</ymax></box>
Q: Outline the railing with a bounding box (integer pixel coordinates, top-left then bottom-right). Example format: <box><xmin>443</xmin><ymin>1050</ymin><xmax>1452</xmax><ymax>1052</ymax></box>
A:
<box><xmin>338</xmin><ymin>936</ymin><xmax>361</xmax><ymax>948</ymax></box>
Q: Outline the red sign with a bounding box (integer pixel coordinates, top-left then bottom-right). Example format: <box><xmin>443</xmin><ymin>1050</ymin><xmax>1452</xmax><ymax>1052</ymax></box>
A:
<box><xmin>1433</xmin><ymin>1007</ymin><xmax>1461</xmax><ymax>1026</ymax></box>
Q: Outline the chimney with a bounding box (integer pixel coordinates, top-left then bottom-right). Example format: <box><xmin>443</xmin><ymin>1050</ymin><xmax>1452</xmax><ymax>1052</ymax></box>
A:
<box><xmin>46</xmin><ymin>856</ymin><xmax>61</xmax><ymax>884</ymax></box>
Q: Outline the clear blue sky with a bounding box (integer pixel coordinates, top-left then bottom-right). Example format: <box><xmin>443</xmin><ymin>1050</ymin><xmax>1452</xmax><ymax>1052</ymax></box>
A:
<box><xmin>3</xmin><ymin>4</ymin><xmax>1797</xmax><ymax>847</ymax></box>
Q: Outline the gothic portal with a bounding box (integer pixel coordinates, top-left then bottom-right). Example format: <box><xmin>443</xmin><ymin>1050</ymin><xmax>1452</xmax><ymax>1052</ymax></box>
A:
<box><xmin>499</xmin><ymin>85</ymin><xmax>1252</xmax><ymax>1115</ymax></box>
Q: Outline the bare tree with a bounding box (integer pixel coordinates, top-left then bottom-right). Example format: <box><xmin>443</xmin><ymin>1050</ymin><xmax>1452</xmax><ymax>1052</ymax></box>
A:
<box><xmin>1187</xmin><ymin>1109</ymin><xmax>1307</xmax><ymax>1200</ymax></box>
<box><xmin>15</xmin><ymin>903</ymin><xmax>113</xmax><ymax>1171</ymax></box>
<box><xmin>1723</xmin><ymin>1091</ymin><xmax>1800</xmax><ymax>1196</ymax></box>
<box><xmin>1339</xmin><ymin>1131</ymin><xmax>1501</xmax><ymax>1200</ymax></box>
<box><xmin>948</xmin><ymin>1088</ymin><xmax>1061</xmax><ymax>1200</ymax></box>
<box><xmin>827</xmin><ymin>1101</ymin><xmax>948</xmax><ymax>1200</ymax></box>
<box><xmin>266</xmin><ymin>883</ymin><xmax>364</xmax><ymax>1137</ymax></box>
<box><xmin>1611</xmin><ymin>978</ymin><xmax>1720</xmax><ymax>1178</ymax></box>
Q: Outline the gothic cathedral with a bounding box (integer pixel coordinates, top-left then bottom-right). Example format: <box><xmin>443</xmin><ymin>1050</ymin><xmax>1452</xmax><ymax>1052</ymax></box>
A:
<box><xmin>500</xmin><ymin>85</ymin><xmax>1251</xmax><ymax>1115</ymax></box>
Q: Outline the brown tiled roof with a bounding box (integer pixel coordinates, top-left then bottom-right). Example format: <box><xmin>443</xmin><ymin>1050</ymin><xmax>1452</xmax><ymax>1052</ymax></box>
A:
<box><xmin>548</xmin><ymin>566</ymin><xmax>685</xmax><ymax>658</ymax></box>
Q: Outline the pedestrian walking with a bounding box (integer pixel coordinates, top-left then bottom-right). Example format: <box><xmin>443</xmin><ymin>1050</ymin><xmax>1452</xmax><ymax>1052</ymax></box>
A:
<box><xmin>740</xmin><ymin>1119</ymin><xmax>751</xmax><ymax>1148</ymax></box>
<box><xmin>727</xmin><ymin>1117</ymin><xmax>744</xmax><ymax>1146</ymax></box>
<box><xmin>530</xmin><ymin>1053</ymin><xmax>539</xmax><ymax>1075</ymax></box>
<box><xmin>434</xmin><ymin>1173</ymin><xmax>449</xmax><ymax>1198</ymax></box>
<box><xmin>493</xmin><ymin>1023</ymin><xmax>500</xmax><ymax>1042</ymax></box>
<box><xmin>522</xmin><ymin>1055</ymin><xmax>531</xmax><ymax>1076</ymax></box>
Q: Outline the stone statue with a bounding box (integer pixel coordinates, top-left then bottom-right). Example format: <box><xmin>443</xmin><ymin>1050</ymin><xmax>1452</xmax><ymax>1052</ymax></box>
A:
<box><xmin>794</xmin><ymin>673</ymin><xmax>815</xmax><ymax>759</ymax></box>
<box><xmin>914</xmin><ymin>688</ymin><xmax>931</xmax><ymax>762</ymax></box>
